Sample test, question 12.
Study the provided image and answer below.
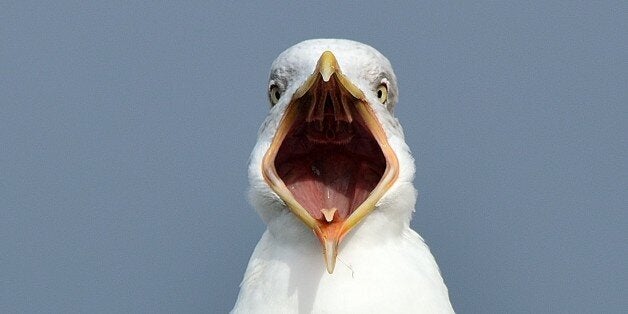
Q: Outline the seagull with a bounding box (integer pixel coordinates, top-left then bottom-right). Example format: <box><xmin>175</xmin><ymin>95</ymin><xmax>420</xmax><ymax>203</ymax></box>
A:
<box><xmin>232</xmin><ymin>39</ymin><xmax>454</xmax><ymax>313</ymax></box>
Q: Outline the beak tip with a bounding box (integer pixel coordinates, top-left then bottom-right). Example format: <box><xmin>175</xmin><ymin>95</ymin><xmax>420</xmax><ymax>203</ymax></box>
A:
<box><xmin>321</xmin><ymin>71</ymin><xmax>333</xmax><ymax>82</ymax></box>
<box><xmin>323</xmin><ymin>238</ymin><xmax>338</xmax><ymax>274</ymax></box>
<box><xmin>317</xmin><ymin>51</ymin><xmax>339</xmax><ymax>82</ymax></box>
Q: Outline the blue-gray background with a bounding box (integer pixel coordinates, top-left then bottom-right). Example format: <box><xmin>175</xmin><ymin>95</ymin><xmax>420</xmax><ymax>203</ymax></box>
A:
<box><xmin>1</xmin><ymin>2</ymin><xmax>626</xmax><ymax>313</ymax></box>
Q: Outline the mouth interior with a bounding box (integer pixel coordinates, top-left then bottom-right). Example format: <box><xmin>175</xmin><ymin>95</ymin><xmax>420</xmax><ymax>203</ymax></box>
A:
<box><xmin>274</xmin><ymin>87</ymin><xmax>386</xmax><ymax>223</ymax></box>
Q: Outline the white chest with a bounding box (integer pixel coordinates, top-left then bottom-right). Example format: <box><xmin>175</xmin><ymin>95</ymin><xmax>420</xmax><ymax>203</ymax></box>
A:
<box><xmin>232</xmin><ymin>228</ymin><xmax>454</xmax><ymax>314</ymax></box>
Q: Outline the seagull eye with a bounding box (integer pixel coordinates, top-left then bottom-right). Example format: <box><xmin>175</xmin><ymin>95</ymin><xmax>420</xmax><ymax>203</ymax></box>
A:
<box><xmin>269</xmin><ymin>85</ymin><xmax>281</xmax><ymax>105</ymax></box>
<box><xmin>376</xmin><ymin>84</ymin><xmax>388</xmax><ymax>104</ymax></box>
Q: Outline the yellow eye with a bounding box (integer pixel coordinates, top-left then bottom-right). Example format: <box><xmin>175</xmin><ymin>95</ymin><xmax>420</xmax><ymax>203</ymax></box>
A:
<box><xmin>376</xmin><ymin>84</ymin><xmax>388</xmax><ymax>104</ymax></box>
<box><xmin>269</xmin><ymin>85</ymin><xmax>281</xmax><ymax>105</ymax></box>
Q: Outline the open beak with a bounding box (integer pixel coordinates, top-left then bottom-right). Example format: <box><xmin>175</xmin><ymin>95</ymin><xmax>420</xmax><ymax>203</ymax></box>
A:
<box><xmin>262</xmin><ymin>51</ymin><xmax>399</xmax><ymax>273</ymax></box>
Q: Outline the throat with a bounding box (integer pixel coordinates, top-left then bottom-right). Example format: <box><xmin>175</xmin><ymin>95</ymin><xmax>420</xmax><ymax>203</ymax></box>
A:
<box><xmin>277</xmin><ymin>144</ymin><xmax>381</xmax><ymax>221</ymax></box>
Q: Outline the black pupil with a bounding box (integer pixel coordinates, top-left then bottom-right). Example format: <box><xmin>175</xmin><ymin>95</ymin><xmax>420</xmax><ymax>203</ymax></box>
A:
<box><xmin>274</xmin><ymin>90</ymin><xmax>281</xmax><ymax>100</ymax></box>
<box><xmin>377</xmin><ymin>89</ymin><xmax>383</xmax><ymax>99</ymax></box>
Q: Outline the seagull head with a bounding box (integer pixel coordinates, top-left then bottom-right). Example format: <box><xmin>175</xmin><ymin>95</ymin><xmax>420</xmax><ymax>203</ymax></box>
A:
<box><xmin>249</xmin><ymin>39</ymin><xmax>416</xmax><ymax>274</ymax></box>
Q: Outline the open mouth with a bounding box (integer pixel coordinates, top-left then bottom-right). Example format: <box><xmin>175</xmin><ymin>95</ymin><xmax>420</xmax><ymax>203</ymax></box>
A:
<box><xmin>275</xmin><ymin>80</ymin><xmax>385</xmax><ymax>226</ymax></box>
<box><xmin>262</xmin><ymin>51</ymin><xmax>399</xmax><ymax>273</ymax></box>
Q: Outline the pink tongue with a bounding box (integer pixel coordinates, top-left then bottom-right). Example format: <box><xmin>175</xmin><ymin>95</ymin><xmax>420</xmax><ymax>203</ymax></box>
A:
<box><xmin>281</xmin><ymin>151</ymin><xmax>375</xmax><ymax>222</ymax></box>
<box><xmin>314</xmin><ymin>155</ymin><xmax>353</xmax><ymax>219</ymax></box>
